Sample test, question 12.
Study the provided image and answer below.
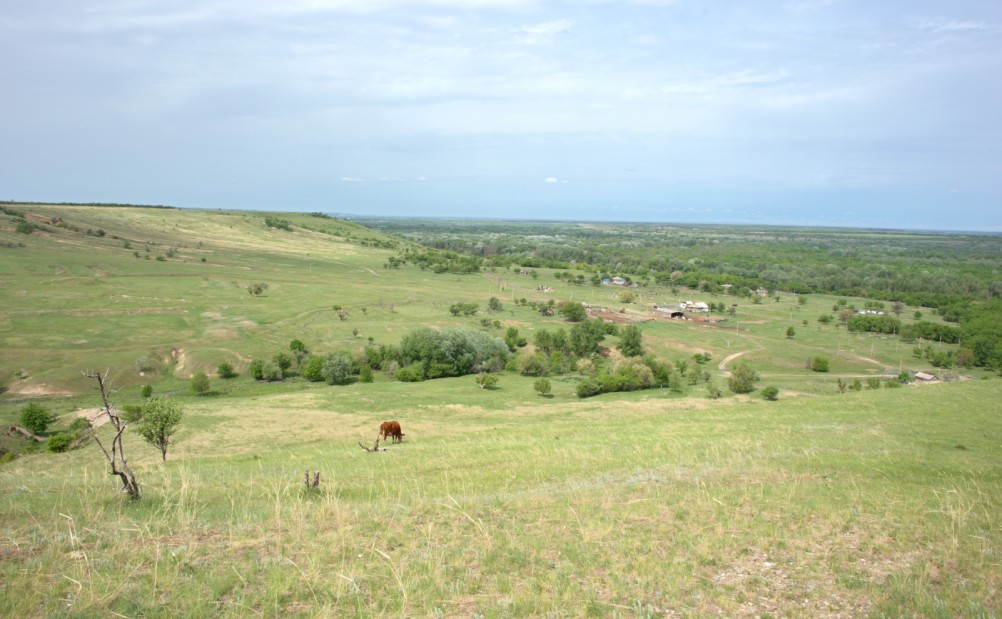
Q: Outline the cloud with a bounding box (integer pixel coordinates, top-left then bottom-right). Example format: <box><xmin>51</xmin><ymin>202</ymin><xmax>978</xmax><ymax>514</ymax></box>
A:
<box><xmin>519</xmin><ymin>19</ymin><xmax>572</xmax><ymax>45</ymax></box>
<box><xmin>340</xmin><ymin>176</ymin><xmax>364</xmax><ymax>182</ymax></box>
<box><xmin>913</xmin><ymin>17</ymin><xmax>992</xmax><ymax>33</ymax></box>
<box><xmin>544</xmin><ymin>177</ymin><xmax>559</xmax><ymax>183</ymax></box>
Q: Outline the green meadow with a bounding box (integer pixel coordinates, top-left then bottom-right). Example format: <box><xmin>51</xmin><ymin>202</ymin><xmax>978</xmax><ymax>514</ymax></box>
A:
<box><xmin>1</xmin><ymin>205</ymin><xmax>1000</xmax><ymax>617</ymax></box>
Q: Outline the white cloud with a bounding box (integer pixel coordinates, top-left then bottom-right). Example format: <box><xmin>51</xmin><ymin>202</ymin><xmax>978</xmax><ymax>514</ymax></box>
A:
<box><xmin>340</xmin><ymin>176</ymin><xmax>364</xmax><ymax>182</ymax></box>
<box><xmin>544</xmin><ymin>177</ymin><xmax>559</xmax><ymax>183</ymax></box>
<box><xmin>914</xmin><ymin>17</ymin><xmax>992</xmax><ymax>33</ymax></box>
<box><xmin>519</xmin><ymin>19</ymin><xmax>572</xmax><ymax>45</ymax></box>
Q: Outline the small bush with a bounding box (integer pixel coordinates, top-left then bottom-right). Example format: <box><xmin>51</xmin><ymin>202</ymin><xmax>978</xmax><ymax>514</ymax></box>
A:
<box><xmin>303</xmin><ymin>356</ymin><xmax>325</xmax><ymax>382</ymax></box>
<box><xmin>68</xmin><ymin>418</ymin><xmax>92</xmax><ymax>433</ymax></box>
<box><xmin>810</xmin><ymin>357</ymin><xmax>830</xmax><ymax>373</ymax></box>
<box><xmin>249</xmin><ymin>359</ymin><xmax>266</xmax><ymax>380</ymax></box>
<box><xmin>141</xmin><ymin>384</ymin><xmax>153</xmax><ymax>398</ymax></box>
<box><xmin>761</xmin><ymin>386</ymin><xmax>779</xmax><ymax>400</ymax></box>
<box><xmin>359</xmin><ymin>365</ymin><xmax>374</xmax><ymax>383</ymax></box>
<box><xmin>394</xmin><ymin>364</ymin><xmax>424</xmax><ymax>382</ymax></box>
<box><xmin>474</xmin><ymin>372</ymin><xmax>498</xmax><ymax>389</ymax></box>
<box><xmin>191</xmin><ymin>371</ymin><xmax>211</xmax><ymax>395</ymax></box>
<box><xmin>47</xmin><ymin>433</ymin><xmax>73</xmax><ymax>453</ymax></box>
<box><xmin>217</xmin><ymin>361</ymin><xmax>237</xmax><ymax>379</ymax></box>
<box><xmin>19</xmin><ymin>403</ymin><xmax>55</xmax><ymax>434</ymax></box>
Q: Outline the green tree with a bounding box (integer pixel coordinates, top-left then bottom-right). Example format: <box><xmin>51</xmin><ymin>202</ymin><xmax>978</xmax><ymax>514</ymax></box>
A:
<box><xmin>534</xmin><ymin>377</ymin><xmax>552</xmax><ymax>397</ymax></box>
<box><xmin>727</xmin><ymin>361</ymin><xmax>759</xmax><ymax>394</ymax></box>
<box><xmin>786</xmin><ymin>326</ymin><xmax>796</xmax><ymax>339</ymax></box>
<box><xmin>303</xmin><ymin>356</ymin><xmax>325</xmax><ymax>382</ymax></box>
<box><xmin>618</xmin><ymin>325</ymin><xmax>644</xmax><ymax>357</ymax></box>
<box><xmin>191</xmin><ymin>370</ymin><xmax>211</xmax><ymax>395</ymax></box>
<box><xmin>322</xmin><ymin>352</ymin><xmax>355</xmax><ymax>385</ymax></box>
<box><xmin>289</xmin><ymin>339</ymin><xmax>307</xmax><ymax>354</ymax></box>
<box><xmin>134</xmin><ymin>397</ymin><xmax>184</xmax><ymax>461</ymax></box>
<box><xmin>488</xmin><ymin>297</ymin><xmax>503</xmax><ymax>312</ymax></box>
<box><xmin>249</xmin><ymin>359</ymin><xmax>266</xmax><ymax>380</ymax></box>
<box><xmin>518</xmin><ymin>352</ymin><xmax>548</xmax><ymax>377</ymax></box>
<box><xmin>558</xmin><ymin>301</ymin><xmax>588</xmax><ymax>322</ymax></box>
<box><xmin>20</xmin><ymin>403</ymin><xmax>56</xmax><ymax>434</ymax></box>
<box><xmin>217</xmin><ymin>361</ymin><xmax>236</xmax><ymax>379</ymax></box>
<box><xmin>273</xmin><ymin>352</ymin><xmax>294</xmax><ymax>378</ymax></box>
<box><xmin>569</xmin><ymin>319</ymin><xmax>606</xmax><ymax>356</ymax></box>
<box><xmin>504</xmin><ymin>327</ymin><xmax>526</xmax><ymax>352</ymax></box>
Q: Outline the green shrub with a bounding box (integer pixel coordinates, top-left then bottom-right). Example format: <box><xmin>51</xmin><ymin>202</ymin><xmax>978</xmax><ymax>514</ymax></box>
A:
<box><xmin>394</xmin><ymin>364</ymin><xmax>424</xmax><ymax>382</ymax></box>
<box><xmin>191</xmin><ymin>370</ymin><xmax>211</xmax><ymax>395</ymax></box>
<box><xmin>303</xmin><ymin>356</ymin><xmax>325</xmax><ymax>382</ymax></box>
<box><xmin>249</xmin><ymin>359</ymin><xmax>266</xmax><ymax>380</ymax></box>
<box><xmin>322</xmin><ymin>352</ymin><xmax>355</xmax><ymax>385</ymax></box>
<box><xmin>47</xmin><ymin>433</ymin><xmax>73</xmax><ymax>453</ymax></box>
<box><xmin>576</xmin><ymin>378</ymin><xmax>603</xmax><ymax>398</ymax></box>
<box><xmin>141</xmin><ymin>384</ymin><xmax>153</xmax><ymax>398</ymax></box>
<box><xmin>68</xmin><ymin>417</ymin><xmax>92</xmax><ymax>433</ymax></box>
<box><xmin>359</xmin><ymin>365</ymin><xmax>374</xmax><ymax>383</ymax></box>
<box><xmin>474</xmin><ymin>372</ymin><xmax>498</xmax><ymax>389</ymax></box>
<box><xmin>19</xmin><ymin>403</ymin><xmax>55</xmax><ymax>434</ymax></box>
<box><xmin>727</xmin><ymin>361</ymin><xmax>759</xmax><ymax>394</ymax></box>
<box><xmin>217</xmin><ymin>361</ymin><xmax>236</xmax><ymax>379</ymax></box>
<box><xmin>810</xmin><ymin>357</ymin><xmax>830</xmax><ymax>372</ymax></box>
<box><xmin>761</xmin><ymin>386</ymin><xmax>779</xmax><ymax>400</ymax></box>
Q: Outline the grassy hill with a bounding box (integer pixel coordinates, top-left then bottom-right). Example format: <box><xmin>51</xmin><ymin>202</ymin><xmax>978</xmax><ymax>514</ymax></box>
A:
<box><xmin>1</xmin><ymin>205</ymin><xmax>1000</xmax><ymax>617</ymax></box>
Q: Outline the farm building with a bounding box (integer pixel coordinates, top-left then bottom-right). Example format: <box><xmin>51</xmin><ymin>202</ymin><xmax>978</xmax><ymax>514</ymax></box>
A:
<box><xmin>681</xmin><ymin>301</ymin><xmax>710</xmax><ymax>312</ymax></box>
<box><xmin>654</xmin><ymin>306</ymin><xmax>686</xmax><ymax>319</ymax></box>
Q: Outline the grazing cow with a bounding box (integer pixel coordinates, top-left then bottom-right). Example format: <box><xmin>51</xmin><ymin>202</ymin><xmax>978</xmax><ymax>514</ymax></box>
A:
<box><xmin>379</xmin><ymin>420</ymin><xmax>404</xmax><ymax>444</ymax></box>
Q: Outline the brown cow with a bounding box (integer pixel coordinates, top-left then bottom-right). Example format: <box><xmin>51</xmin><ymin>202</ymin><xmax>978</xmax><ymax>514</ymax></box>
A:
<box><xmin>379</xmin><ymin>420</ymin><xmax>404</xmax><ymax>444</ymax></box>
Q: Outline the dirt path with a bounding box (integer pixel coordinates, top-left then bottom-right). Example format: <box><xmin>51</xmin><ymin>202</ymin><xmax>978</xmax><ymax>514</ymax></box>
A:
<box><xmin>718</xmin><ymin>350</ymin><xmax>751</xmax><ymax>376</ymax></box>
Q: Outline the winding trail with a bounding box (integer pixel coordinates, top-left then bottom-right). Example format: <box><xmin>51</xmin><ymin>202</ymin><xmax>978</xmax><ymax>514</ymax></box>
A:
<box><xmin>717</xmin><ymin>350</ymin><xmax>751</xmax><ymax>377</ymax></box>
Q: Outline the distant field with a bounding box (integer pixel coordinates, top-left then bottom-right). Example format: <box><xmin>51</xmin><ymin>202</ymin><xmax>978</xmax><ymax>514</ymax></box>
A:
<box><xmin>0</xmin><ymin>205</ymin><xmax>975</xmax><ymax>400</ymax></box>
<box><xmin>1</xmin><ymin>205</ymin><xmax>999</xmax><ymax>617</ymax></box>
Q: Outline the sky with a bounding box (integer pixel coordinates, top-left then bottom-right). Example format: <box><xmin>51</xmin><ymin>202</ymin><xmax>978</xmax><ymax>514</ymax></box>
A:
<box><xmin>2</xmin><ymin>1</ymin><xmax>1001</xmax><ymax>231</ymax></box>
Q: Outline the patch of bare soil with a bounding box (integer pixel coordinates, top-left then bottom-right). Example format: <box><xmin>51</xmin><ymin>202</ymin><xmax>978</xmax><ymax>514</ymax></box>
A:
<box><xmin>6</xmin><ymin>384</ymin><xmax>75</xmax><ymax>397</ymax></box>
<box><xmin>587</xmin><ymin>309</ymin><xmax>648</xmax><ymax>323</ymax></box>
<box><xmin>76</xmin><ymin>407</ymin><xmax>110</xmax><ymax>428</ymax></box>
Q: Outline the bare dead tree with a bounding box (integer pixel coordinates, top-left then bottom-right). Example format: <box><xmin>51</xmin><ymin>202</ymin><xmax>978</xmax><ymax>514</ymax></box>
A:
<box><xmin>85</xmin><ymin>370</ymin><xmax>141</xmax><ymax>499</ymax></box>
<box><xmin>357</xmin><ymin>438</ymin><xmax>384</xmax><ymax>453</ymax></box>
<box><xmin>304</xmin><ymin>470</ymin><xmax>320</xmax><ymax>489</ymax></box>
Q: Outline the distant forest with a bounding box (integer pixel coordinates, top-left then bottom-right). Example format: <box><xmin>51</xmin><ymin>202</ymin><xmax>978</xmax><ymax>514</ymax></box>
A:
<box><xmin>1</xmin><ymin>200</ymin><xmax>175</xmax><ymax>209</ymax></box>
<box><xmin>363</xmin><ymin>218</ymin><xmax>1002</xmax><ymax>370</ymax></box>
